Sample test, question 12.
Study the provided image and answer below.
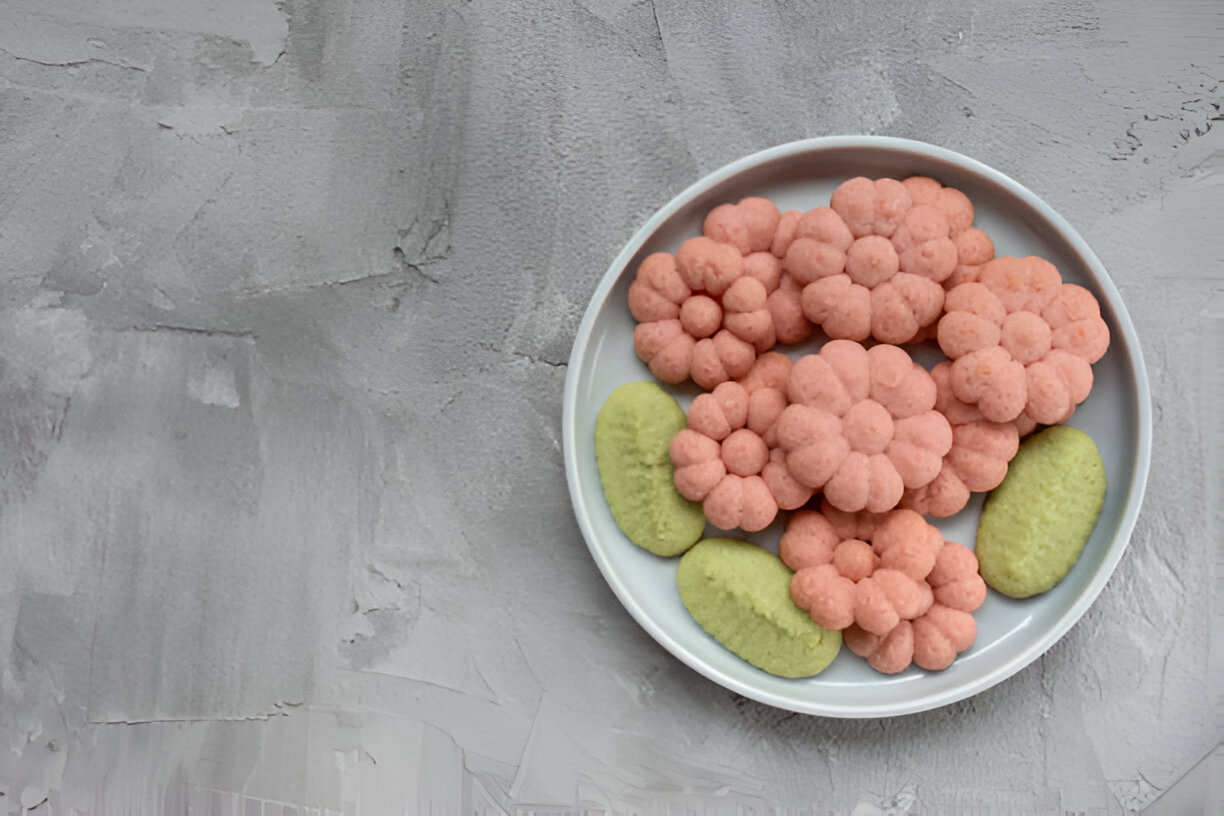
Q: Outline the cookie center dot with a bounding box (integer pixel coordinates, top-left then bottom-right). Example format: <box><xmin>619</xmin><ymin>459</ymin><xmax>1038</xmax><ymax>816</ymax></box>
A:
<box><xmin>842</xmin><ymin>399</ymin><xmax>894</xmax><ymax>454</ymax></box>
<box><xmin>1000</xmin><ymin>310</ymin><xmax>1052</xmax><ymax>364</ymax></box>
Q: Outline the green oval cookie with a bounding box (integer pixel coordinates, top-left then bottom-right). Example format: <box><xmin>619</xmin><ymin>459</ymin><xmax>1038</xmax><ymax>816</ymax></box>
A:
<box><xmin>677</xmin><ymin>538</ymin><xmax>842</xmax><ymax>678</ymax></box>
<box><xmin>595</xmin><ymin>381</ymin><xmax>706</xmax><ymax>557</ymax></box>
<box><xmin>976</xmin><ymin>425</ymin><xmax>1107</xmax><ymax>599</ymax></box>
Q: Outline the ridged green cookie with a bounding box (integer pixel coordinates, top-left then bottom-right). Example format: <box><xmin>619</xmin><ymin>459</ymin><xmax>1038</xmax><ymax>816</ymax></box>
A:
<box><xmin>976</xmin><ymin>425</ymin><xmax>1107</xmax><ymax>599</ymax></box>
<box><xmin>677</xmin><ymin>538</ymin><xmax>842</xmax><ymax>678</ymax></box>
<box><xmin>595</xmin><ymin>381</ymin><xmax>706</xmax><ymax>557</ymax></box>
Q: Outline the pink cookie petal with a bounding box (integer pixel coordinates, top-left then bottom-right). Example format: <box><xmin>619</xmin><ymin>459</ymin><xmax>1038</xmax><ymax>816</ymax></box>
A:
<box><xmin>762</xmin><ymin>449</ymin><xmax>815</xmax><ymax>511</ymax></box>
<box><xmin>790</xmin><ymin>564</ymin><xmax>856</xmax><ymax>630</ymax></box>
<box><xmin>779</xmin><ymin>509</ymin><xmax>838</xmax><ymax>570</ymax></box>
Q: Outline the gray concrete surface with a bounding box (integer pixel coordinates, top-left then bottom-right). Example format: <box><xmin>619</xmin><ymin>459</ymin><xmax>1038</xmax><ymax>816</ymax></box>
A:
<box><xmin>0</xmin><ymin>0</ymin><xmax>1220</xmax><ymax>813</ymax></box>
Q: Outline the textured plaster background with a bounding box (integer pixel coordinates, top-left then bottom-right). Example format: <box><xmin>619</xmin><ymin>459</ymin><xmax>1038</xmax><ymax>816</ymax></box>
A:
<box><xmin>0</xmin><ymin>0</ymin><xmax>1220</xmax><ymax>813</ymax></box>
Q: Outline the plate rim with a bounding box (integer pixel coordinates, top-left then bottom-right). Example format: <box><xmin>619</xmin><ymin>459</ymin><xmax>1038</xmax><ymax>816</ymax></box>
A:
<box><xmin>561</xmin><ymin>135</ymin><xmax>1153</xmax><ymax>718</ymax></box>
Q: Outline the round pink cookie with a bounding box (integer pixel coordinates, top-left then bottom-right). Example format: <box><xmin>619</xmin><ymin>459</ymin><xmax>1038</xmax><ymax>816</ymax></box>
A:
<box><xmin>869</xmin><ymin>273</ymin><xmax>945</xmax><ymax>345</ymax></box>
<box><xmin>779</xmin><ymin>342</ymin><xmax>949</xmax><ymax>512</ymax></box>
<box><xmin>946</xmin><ymin>420</ymin><xmax>1019</xmax><ymax>492</ymax></box>
<box><xmin>845</xmin><ymin>235</ymin><xmax>899</xmax><ymax>288</ymax></box>
<box><xmin>900</xmin><ymin>176</ymin><xmax>943</xmax><ymax>207</ymax></box>
<box><xmin>795</xmin><ymin>206</ymin><xmax>855</xmax><ymax>247</ymax></box>
<box><xmin>866</xmin><ymin>344</ymin><xmax>938</xmax><ymax>419</ymax></box>
<box><xmin>774</xmin><ymin>403</ymin><xmax>849</xmax><ymax>490</ymax></box>
<box><xmin>900</xmin><ymin>178</ymin><xmax>974</xmax><ymax>238</ymax></box>
<box><xmin>801</xmin><ymin>274</ymin><xmax>872</xmax><ymax>341</ymax></box>
<box><xmin>888</xmin><ymin>410</ymin><xmax>954</xmax><ymax>489</ymax></box>
<box><xmin>937</xmin><ymin>283</ymin><xmax>1007</xmax><ymax>359</ymax></box>
<box><xmin>1023</xmin><ymin>348</ymin><xmax>1093</xmax><ymax>425</ymax></box>
<box><xmin>899</xmin><ymin>468</ymin><xmax>972</xmax><ymax>519</ymax></box>
<box><xmin>978</xmin><ymin>256</ymin><xmax>1062</xmax><ymax>315</ymax></box>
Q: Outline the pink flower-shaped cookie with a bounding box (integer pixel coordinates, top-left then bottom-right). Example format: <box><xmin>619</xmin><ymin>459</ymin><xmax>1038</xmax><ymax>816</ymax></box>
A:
<box><xmin>669</xmin><ymin>427</ymin><xmax>777</xmax><ymax>532</ymax></box>
<box><xmin>775</xmin><ymin>341</ymin><xmax>953</xmax><ymax>513</ymax></box>
<box><xmin>796</xmin><ymin>202</ymin><xmax>947</xmax><ymax>344</ymax></box>
<box><xmin>793</xmin><ymin>508</ymin><xmax>941</xmax><ymax>640</ymax></box>
<box><xmin>900</xmin><ymin>361</ymin><xmax>1021</xmax><ymax>518</ymax></box>
<box><xmin>669</xmin><ymin>383</ymin><xmax>778</xmax><ymax>532</ymax></box>
<box><xmin>936</xmin><ymin>256</ymin><xmax>1109</xmax><ymax>424</ymax></box>
<box><xmin>629</xmin><ymin>242</ymin><xmax>756</xmax><ymax>387</ymax></box>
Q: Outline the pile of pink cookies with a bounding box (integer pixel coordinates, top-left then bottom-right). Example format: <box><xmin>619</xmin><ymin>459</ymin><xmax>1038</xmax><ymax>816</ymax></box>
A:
<box><xmin>629</xmin><ymin>176</ymin><xmax>1111</xmax><ymax>531</ymax></box>
<box><xmin>626</xmin><ymin>175</ymin><xmax>1112</xmax><ymax>674</ymax></box>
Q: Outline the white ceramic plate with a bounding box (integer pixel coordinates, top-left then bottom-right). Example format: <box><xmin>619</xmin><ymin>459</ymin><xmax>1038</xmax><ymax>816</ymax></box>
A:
<box><xmin>561</xmin><ymin>136</ymin><xmax>1152</xmax><ymax>718</ymax></box>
